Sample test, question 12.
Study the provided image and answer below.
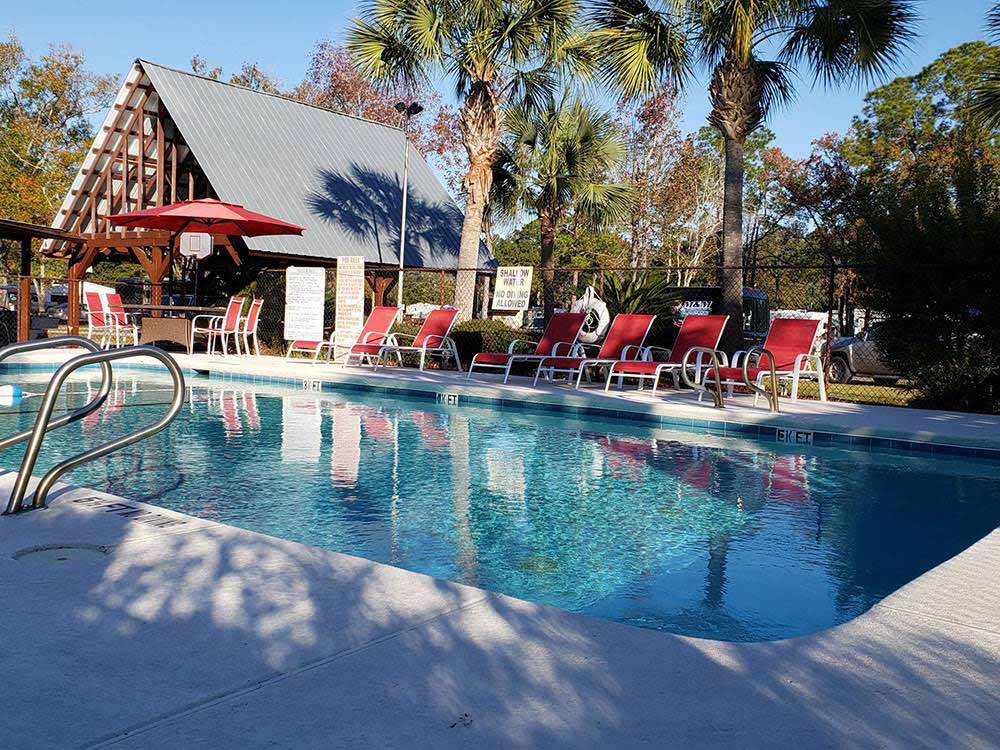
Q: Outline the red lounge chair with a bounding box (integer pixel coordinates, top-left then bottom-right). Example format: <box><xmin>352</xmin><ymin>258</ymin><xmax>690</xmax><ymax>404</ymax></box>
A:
<box><xmin>286</xmin><ymin>306</ymin><xmax>401</xmax><ymax>364</ymax></box>
<box><xmin>466</xmin><ymin>311</ymin><xmax>587</xmax><ymax>384</ymax></box>
<box><xmin>190</xmin><ymin>296</ymin><xmax>245</xmax><ymax>355</ymax></box>
<box><xmin>238</xmin><ymin>298</ymin><xmax>264</xmax><ymax>356</ymax></box>
<box><xmin>84</xmin><ymin>291</ymin><xmax>117</xmax><ymax>348</ymax></box>
<box><xmin>106</xmin><ymin>293</ymin><xmax>139</xmax><ymax>346</ymax></box>
<box><xmin>534</xmin><ymin>313</ymin><xmax>655</xmax><ymax>389</ymax></box>
<box><xmin>375</xmin><ymin>308</ymin><xmax>462</xmax><ymax>371</ymax></box>
<box><xmin>706</xmin><ymin>317</ymin><xmax>827</xmax><ymax>409</ymax></box>
<box><xmin>605</xmin><ymin>314</ymin><xmax>730</xmax><ymax>395</ymax></box>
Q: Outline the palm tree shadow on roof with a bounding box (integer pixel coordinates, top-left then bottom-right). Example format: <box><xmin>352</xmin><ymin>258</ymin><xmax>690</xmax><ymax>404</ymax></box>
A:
<box><xmin>306</xmin><ymin>165</ymin><xmax>465</xmax><ymax>268</ymax></box>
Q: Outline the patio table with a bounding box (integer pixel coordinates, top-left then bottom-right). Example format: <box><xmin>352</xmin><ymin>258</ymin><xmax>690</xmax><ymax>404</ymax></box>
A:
<box><xmin>123</xmin><ymin>304</ymin><xmax>226</xmax><ymax>350</ymax></box>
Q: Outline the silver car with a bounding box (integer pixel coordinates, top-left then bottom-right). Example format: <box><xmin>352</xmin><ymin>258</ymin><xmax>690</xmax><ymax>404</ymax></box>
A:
<box><xmin>829</xmin><ymin>322</ymin><xmax>900</xmax><ymax>385</ymax></box>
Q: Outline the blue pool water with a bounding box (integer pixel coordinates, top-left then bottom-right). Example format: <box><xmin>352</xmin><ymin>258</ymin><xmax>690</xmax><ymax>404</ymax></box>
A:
<box><xmin>2</xmin><ymin>369</ymin><xmax>998</xmax><ymax>642</ymax></box>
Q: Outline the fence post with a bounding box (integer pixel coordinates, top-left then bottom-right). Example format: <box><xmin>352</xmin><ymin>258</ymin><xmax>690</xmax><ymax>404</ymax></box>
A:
<box><xmin>824</xmin><ymin>264</ymin><xmax>836</xmax><ymax>369</ymax></box>
<box><xmin>17</xmin><ymin>236</ymin><xmax>31</xmax><ymax>342</ymax></box>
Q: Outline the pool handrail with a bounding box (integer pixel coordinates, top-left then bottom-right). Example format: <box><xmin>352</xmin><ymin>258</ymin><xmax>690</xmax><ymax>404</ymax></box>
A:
<box><xmin>742</xmin><ymin>346</ymin><xmax>781</xmax><ymax>413</ymax></box>
<box><xmin>680</xmin><ymin>346</ymin><xmax>727</xmax><ymax>409</ymax></box>
<box><xmin>0</xmin><ymin>336</ymin><xmax>113</xmax><ymax>454</ymax></box>
<box><xmin>3</xmin><ymin>345</ymin><xmax>185</xmax><ymax>515</ymax></box>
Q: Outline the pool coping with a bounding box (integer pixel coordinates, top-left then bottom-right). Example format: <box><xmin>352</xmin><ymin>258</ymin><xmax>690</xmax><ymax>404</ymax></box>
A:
<box><xmin>2</xmin><ymin>471</ymin><xmax>998</xmax><ymax>748</ymax></box>
<box><xmin>3</xmin><ymin>350</ymin><xmax>1000</xmax><ymax>460</ymax></box>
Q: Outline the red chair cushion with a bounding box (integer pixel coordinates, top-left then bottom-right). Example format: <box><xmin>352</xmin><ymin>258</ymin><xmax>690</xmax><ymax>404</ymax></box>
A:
<box><xmin>473</xmin><ymin>352</ymin><xmax>514</xmax><ymax>365</ymax></box>
<box><xmin>610</xmin><ymin>361</ymin><xmax>662</xmax><ymax>375</ymax></box>
<box><xmin>538</xmin><ymin>357</ymin><xmax>585</xmax><ymax>369</ymax></box>
<box><xmin>351</xmin><ymin>343</ymin><xmax>384</xmax><ymax>355</ymax></box>
<box><xmin>706</xmin><ymin>366</ymin><xmax>769</xmax><ymax>382</ymax></box>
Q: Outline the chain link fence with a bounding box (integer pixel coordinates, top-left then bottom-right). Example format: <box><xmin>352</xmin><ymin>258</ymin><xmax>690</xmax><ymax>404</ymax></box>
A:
<box><xmin>7</xmin><ymin>262</ymin><xmax>994</xmax><ymax>413</ymax></box>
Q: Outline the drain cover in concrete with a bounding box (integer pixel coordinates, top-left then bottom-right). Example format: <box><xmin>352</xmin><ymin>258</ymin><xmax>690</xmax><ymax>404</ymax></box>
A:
<box><xmin>13</xmin><ymin>545</ymin><xmax>108</xmax><ymax>564</ymax></box>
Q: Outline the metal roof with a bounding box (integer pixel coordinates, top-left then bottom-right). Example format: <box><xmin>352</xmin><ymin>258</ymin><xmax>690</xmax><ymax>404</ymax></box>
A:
<box><xmin>140</xmin><ymin>60</ymin><xmax>485</xmax><ymax>268</ymax></box>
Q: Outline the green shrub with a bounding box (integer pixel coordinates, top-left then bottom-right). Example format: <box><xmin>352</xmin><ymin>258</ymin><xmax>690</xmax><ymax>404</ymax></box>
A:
<box><xmin>601</xmin><ymin>272</ymin><xmax>681</xmax><ymax>348</ymax></box>
<box><xmin>451</xmin><ymin>318</ymin><xmax>526</xmax><ymax>365</ymax></box>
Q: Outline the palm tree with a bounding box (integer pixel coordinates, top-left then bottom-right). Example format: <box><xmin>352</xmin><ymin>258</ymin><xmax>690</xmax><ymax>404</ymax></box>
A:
<box><xmin>348</xmin><ymin>0</ymin><xmax>594</xmax><ymax>319</ymax></box>
<box><xmin>971</xmin><ymin>4</ymin><xmax>1000</xmax><ymax>128</ymax></box>
<box><xmin>491</xmin><ymin>97</ymin><xmax>632</xmax><ymax>316</ymax></box>
<box><xmin>592</xmin><ymin>0</ymin><xmax>917</xmax><ymax>344</ymax></box>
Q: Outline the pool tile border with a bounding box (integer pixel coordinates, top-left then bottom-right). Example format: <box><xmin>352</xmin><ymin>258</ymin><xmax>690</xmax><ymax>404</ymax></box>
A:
<box><xmin>3</xmin><ymin>359</ymin><xmax>996</xmax><ymax>460</ymax></box>
<box><xmin>200</xmin><ymin>367</ymin><xmax>1000</xmax><ymax>462</ymax></box>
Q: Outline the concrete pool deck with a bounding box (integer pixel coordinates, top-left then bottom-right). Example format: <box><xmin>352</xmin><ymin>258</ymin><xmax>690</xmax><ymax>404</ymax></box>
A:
<box><xmin>2</xmin><ymin>348</ymin><xmax>999</xmax><ymax>747</ymax></box>
<box><xmin>2</xmin><ymin>473</ymin><xmax>998</xmax><ymax>749</ymax></box>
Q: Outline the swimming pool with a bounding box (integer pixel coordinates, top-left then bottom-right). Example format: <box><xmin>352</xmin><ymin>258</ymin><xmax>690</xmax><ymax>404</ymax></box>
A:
<box><xmin>2</xmin><ymin>368</ymin><xmax>998</xmax><ymax>642</ymax></box>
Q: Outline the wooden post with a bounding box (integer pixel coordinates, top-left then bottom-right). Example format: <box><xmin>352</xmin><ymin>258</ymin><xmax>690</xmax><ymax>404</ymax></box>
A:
<box><xmin>156</xmin><ymin>115</ymin><xmax>165</xmax><ymax>206</ymax></box>
<box><xmin>17</xmin><ymin>236</ymin><xmax>31</xmax><ymax>342</ymax></box>
<box><xmin>67</xmin><ymin>247</ymin><xmax>96</xmax><ymax>336</ymax></box>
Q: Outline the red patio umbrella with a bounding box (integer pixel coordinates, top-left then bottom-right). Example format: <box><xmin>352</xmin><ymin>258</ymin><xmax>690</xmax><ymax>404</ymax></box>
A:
<box><xmin>107</xmin><ymin>198</ymin><xmax>305</xmax><ymax>237</ymax></box>
<box><xmin>107</xmin><ymin>198</ymin><xmax>304</xmax><ymax>306</ymax></box>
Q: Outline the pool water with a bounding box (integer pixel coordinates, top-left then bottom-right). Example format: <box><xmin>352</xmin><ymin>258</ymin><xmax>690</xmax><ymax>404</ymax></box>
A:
<box><xmin>2</xmin><ymin>369</ymin><xmax>998</xmax><ymax>642</ymax></box>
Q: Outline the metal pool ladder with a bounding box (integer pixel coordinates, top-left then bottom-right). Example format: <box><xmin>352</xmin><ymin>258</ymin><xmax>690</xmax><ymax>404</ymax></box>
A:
<box><xmin>1</xmin><ymin>341</ymin><xmax>185</xmax><ymax>515</ymax></box>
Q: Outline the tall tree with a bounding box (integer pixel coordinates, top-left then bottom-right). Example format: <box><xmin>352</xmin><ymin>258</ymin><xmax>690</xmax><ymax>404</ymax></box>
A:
<box><xmin>349</xmin><ymin>0</ymin><xmax>595</xmax><ymax>319</ymax></box>
<box><xmin>0</xmin><ymin>34</ymin><xmax>114</xmax><ymax>238</ymax></box>
<box><xmin>491</xmin><ymin>97</ymin><xmax>632</xmax><ymax>316</ymax></box>
<box><xmin>592</xmin><ymin>0</ymin><xmax>917</xmax><ymax>345</ymax></box>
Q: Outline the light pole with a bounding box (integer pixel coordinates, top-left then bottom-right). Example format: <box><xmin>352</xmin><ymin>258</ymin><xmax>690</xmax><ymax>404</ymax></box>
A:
<box><xmin>395</xmin><ymin>101</ymin><xmax>423</xmax><ymax>309</ymax></box>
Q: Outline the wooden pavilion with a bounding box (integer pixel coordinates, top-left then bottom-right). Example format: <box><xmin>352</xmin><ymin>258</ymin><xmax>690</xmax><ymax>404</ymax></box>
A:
<box><xmin>29</xmin><ymin>58</ymin><xmax>483</xmax><ymax>336</ymax></box>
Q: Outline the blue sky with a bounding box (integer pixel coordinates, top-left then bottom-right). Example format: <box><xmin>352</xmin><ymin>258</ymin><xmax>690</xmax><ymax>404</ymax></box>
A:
<box><xmin>4</xmin><ymin>0</ymin><xmax>994</xmax><ymax>158</ymax></box>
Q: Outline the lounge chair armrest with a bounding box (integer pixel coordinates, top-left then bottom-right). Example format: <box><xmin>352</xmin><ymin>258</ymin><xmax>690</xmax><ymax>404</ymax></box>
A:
<box><xmin>360</xmin><ymin>330</ymin><xmax>390</xmax><ymax>345</ymax></box>
<box><xmin>422</xmin><ymin>334</ymin><xmax>453</xmax><ymax>350</ymax></box>
<box><xmin>190</xmin><ymin>314</ymin><xmax>222</xmax><ymax>329</ymax></box>
<box><xmin>574</xmin><ymin>342</ymin><xmax>601</xmax><ymax>356</ymax></box>
<box><xmin>619</xmin><ymin>344</ymin><xmax>644</xmax><ymax>361</ymax></box>
<box><xmin>390</xmin><ymin>333</ymin><xmax>417</xmax><ymax>343</ymax></box>
<box><xmin>643</xmin><ymin>345</ymin><xmax>672</xmax><ymax>361</ymax></box>
<box><xmin>793</xmin><ymin>352</ymin><xmax>819</xmax><ymax>373</ymax></box>
<box><xmin>506</xmin><ymin>338</ymin><xmax>537</xmax><ymax>354</ymax></box>
<box><xmin>550</xmin><ymin>340</ymin><xmax>576</xmax><ymax>356</ymax></box>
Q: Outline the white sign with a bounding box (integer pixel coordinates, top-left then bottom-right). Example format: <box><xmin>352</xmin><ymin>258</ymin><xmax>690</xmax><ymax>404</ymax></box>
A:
<box><xmin>491</xmin><ymin>266</ymin><xmax>533</xmax><ymax>311</ymax></box>
<box><xmin>283</xmin><ymin>266</ymin><xmax>326</xmax><ymax>343</ymax></box>
<box><xmin>333</xmin><ymin>256</ymin><xmax>366</xmax><ymax>359</ymax></box>
<box><xmin>179</xmin><ymin>232</ymin><xmax>213</xmax><ymax>260</ymax></box>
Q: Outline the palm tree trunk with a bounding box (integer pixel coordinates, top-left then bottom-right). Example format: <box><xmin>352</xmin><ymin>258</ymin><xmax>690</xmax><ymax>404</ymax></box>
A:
<box><xmin>454</xmin><ymin>163</ymin><xmax>489</xmax><ymax>321</ymax></box>
<box><xmin>453</xmin><ymin>83</ymin><xmax>501</xmax><ymax>321</ymax></box>
<box><xmin>721</xmin><ymin>134</ymin><xmax>745</xmax><ymax>351</ymax></box>
<box><xmin>540</xmin><ymin>212</ymin><xmax>557</xmax><ymax>320</ymax></box>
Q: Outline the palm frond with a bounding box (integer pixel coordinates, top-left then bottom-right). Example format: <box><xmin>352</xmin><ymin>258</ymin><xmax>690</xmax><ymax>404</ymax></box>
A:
<box><xmin>781</xmin><ymin>0</ymin><xmax>919</xmax><ymax>87</ymax></box>
<box><xmin>970</xmin><ymin>4</ymin><xmax>1000</xmax><ymax>128</ymax></box>
<box><xmin>970</xmin><ymin>72</ymin><xmax>1000</xmax><ymax>130</ymax></box>
<box><xmin>347</xmin><ymin>18</ymin><xmax>428</xmax><ymax>85</ymax></box>
<box><xmin>757</xmin><ymin>58</ymin><xmax>796</xmax><ymax>115</ymax></box>
<box><xmin>507</xmin><ymin>67</ymin><xmax>557</xmax><ymax>112</ymax></box>
<box><xmin>589</xmin><ymin>0</ymin><xmax>692</xmax><ymax>100</ymax></box>
<box><xmin>987</xmin><ymin>2</ymin><xmax>1000</xmax><ymax>41</ymax></box>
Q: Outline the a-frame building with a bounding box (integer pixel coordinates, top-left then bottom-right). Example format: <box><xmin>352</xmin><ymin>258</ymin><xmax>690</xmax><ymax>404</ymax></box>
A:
<box><xmin>44</xmin><ymin>59</ymin><xmax>479</xmax><ymax>331</ymax></box>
